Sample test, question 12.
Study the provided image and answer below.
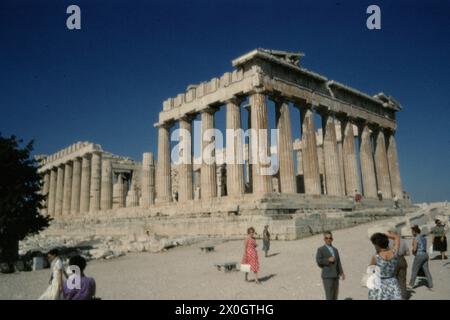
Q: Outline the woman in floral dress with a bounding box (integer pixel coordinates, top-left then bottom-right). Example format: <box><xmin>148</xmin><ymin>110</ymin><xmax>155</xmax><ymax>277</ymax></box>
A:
<box><xmin>368</xmin><ymin>232</ymin><xmax>402</xmax><ymax>300</ymax></box>
<box><xmin>242</xmin><ymin>227</ymin><xmax>260</xmax><ymax>284</ymax></box>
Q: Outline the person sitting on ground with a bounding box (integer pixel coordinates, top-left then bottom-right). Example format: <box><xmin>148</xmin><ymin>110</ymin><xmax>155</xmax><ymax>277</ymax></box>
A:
<box><xmin>63</xmin><ymin>255</ymin><xmax>96</xmax><ymax>300</ymax></box>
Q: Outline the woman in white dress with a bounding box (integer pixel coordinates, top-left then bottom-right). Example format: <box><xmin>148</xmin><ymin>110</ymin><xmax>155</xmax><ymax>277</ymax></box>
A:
<box><xmin>39</xmin><ymin>249</ymin><xmax>64</xmax><ymax>300</ymax></box>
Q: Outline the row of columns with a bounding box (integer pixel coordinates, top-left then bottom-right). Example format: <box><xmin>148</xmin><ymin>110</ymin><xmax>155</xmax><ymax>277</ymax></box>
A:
<box><xmin>41</xmin><ymin>152</ymin><xmax>156</xmax><ymax>217</ymax></box>
<box><xmin>156</xmin><ymin>92</ymin><xmax>403</xmax><ymax>203</ymax></box>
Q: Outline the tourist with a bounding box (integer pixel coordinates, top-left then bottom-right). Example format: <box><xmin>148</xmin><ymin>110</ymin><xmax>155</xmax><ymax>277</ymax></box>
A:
<box><xmin>63</xmin><ymin>255</ymin><xmax>96</xmax><ymax>300</ymax></box>
<box><xmin>387</xmin><ymin>229</ymin><xmax>409</xmax><ymax>299</ymax></box>
<box><xmin>431</xmin><ymin>219</ymin><xmax>448</xmax><ymax>260</ymax></box>
<box><xmin>354</xmin><ymin>189</ymin><xmax>362</xmax><ymax>203</ymax></box>
<box><xmin>315</xmin><ymin>231</ymin><xmax>345</xmax><ymax>300</ymax></box>
<box><xmin>377</xmin><ymin>190</ymin><xmax>383</xmax><ymax>201</ymax></box>
<box><xmin>368</xmin><ymin>232</ymin><xmax>402</xmax><ymax>300</ymax></box>
<box><xmin>38</xmin><ymin>248</ymin><xmax>64</xmax><ymax>300</ymax></box>
<box><xmin>409</xmin><ymin>225</ymin><xmax>433</xmax><ymax>289</ymax></box>
<box><xmin>393</xmin><ymin>194</ymin><xmax>399</xmax><ymax>209</ymax></box>
<box><xmin>241</xmin><ymin>227</ymin><xmax>260</xmax><ymax>284</ymax></box>
<box><xmin>262</xmin><ymin>225</ymin><xmax>271</xmax><ymax>257</ymax></box>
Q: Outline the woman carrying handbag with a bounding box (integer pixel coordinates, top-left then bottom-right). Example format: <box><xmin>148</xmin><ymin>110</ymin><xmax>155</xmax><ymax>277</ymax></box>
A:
<box><xmin>241</xmin><ymin>227</ymin><xmax>260</xmax><ymax>284</ymax></box>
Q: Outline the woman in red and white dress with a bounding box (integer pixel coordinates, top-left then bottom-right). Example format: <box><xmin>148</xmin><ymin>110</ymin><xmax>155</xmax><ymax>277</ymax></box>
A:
<box><xmin>242</xmin><ymin>227</ymin><xmax>260</xmax><ymax>284</ymax></box>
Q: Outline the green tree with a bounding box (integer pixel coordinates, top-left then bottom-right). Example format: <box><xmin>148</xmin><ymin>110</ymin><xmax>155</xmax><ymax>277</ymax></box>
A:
<box><xmin>0</xmin><ymin>134</ymin><xmax>51</xmax><ymax>268</ymax></box>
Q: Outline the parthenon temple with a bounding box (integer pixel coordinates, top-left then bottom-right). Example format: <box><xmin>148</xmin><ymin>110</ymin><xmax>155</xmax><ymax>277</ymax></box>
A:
<box><xmin>38</xmin><ymin>49</ymin><xmax>411</xmax><ymax>240</ymax></box>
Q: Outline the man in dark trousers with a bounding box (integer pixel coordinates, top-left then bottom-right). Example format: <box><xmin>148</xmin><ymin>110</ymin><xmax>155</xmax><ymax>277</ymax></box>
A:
<box><xmin>316</xmin><ymin>231</ymin><xmax>345</xmax><ymax>300</ymax></box>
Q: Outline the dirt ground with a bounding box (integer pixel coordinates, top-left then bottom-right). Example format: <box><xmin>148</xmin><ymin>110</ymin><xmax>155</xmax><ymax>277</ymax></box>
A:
<box><xmin>1</xmin><ymin>218</ymin><xmax>449</xmax><ymax>300</ymax></box>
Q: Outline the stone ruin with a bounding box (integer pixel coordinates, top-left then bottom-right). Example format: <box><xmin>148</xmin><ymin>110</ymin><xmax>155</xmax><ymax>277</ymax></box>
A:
<box><xmin>30</xmin><ymin>49</ymin><xmax>416</xmax><ymax>259</ymax></box>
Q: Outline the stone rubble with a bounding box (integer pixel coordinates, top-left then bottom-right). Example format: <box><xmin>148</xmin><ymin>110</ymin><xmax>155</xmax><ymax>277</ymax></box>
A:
<box><xmin>367</xmin><ymin>202</ymin><xmax>450</xmax><ymax>238</ymax></box>
<box><xmin>18</xmin><ymin>232</ymin><xmax>210</xmax><ymax>270</ymax></box>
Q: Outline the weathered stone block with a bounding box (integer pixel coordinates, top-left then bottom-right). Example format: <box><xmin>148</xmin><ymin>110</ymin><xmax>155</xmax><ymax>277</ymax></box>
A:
<box><xmin>220</xmin><ymin>72</ymin><xmax>232</xmax><ymax>87</ymax></box>
<box><xmin>196</xmin><ymin>83</ymin><xmax>205</xmax><ymax>98</ymax></box>
<box><xmin>174</xmin><ymin>93</ymin><xmax>184</xmax><ymax>107</ymax></box>
<box><xmin>231</xmin><ymin>69</ymin><xmax>243</xmax><ymax>82</ymax></box>
<box><xmin>163</xmin><ymin>98</ymin><xmax>173</xmax><ymax>111</ymax></box>
<box><xmin>206</xmin><ymin>78</ymin><xmax>219</xmax><ymax>93</ymax></box>
<box><xmin>185</xmin><ymin>88</ymin><xmax>196</xmax><ymax>102</ymax></box>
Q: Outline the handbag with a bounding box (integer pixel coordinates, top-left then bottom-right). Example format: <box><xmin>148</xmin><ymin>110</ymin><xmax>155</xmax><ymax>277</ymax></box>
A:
<box><xmin>240</xmin><ymin>264</ymin><xmax>251</xmax><ymax>273</ymax></box>
<box><xmin>361</xmin><ymin>265</ymin><xmax>381</xmax><ymax>289</ymax></box>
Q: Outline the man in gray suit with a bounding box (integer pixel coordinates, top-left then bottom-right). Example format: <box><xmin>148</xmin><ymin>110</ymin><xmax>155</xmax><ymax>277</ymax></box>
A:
<box><xmin>316</xmin><ymin>231</ymin><xmax>345</xmax><ymax>300</ymax></box>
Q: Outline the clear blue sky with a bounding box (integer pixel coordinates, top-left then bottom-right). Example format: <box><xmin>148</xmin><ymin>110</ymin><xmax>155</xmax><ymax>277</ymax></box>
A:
<box><xmin>1</xmin><ymin>0</ymin><xmax>449</xmax><ymax>202</ymax></box>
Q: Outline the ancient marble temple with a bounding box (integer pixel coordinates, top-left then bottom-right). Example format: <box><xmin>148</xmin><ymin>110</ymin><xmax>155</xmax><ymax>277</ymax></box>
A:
<box><xmin>37</xmin><ymin>142</ymin><xmax>153</xmax><ymax>217</ymax></box>
<box><xmin>154</xmin><ymin>49</ymin><xmax>403</xmax><ymax>205</ymax></box>
<box><xmin>38</xmin><ymin>49</ymin><xmax>405</xmax><ymax>227</ymax></box>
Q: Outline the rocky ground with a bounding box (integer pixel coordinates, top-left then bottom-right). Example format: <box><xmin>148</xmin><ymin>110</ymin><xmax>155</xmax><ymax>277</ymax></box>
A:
<box><xmin>1</xmin><ymin>204</ymin><xmax>449</xmax><ymax>300</ymax></box>
<box><xmin>17</xmin><ymin>232</ymin><xmax>209</xmax><ymax>263</ymax></box>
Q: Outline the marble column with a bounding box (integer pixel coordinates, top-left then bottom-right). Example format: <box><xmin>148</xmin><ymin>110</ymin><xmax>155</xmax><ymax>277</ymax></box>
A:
<box><xmin>336</xmin><ymin>120</ymin><xmax>346</xmax><ymax>194</ymax></box>
<box><xmin>340</xmin><ymin>117</ymin><xmax>360</xmax><ymax>195</ymax></box>
<box><xmin>70</xmin><ymin>157</ymin><xmax>82</xmax><ymax>215</ymax></box>
<box><xmin>89</xmin><ymin>152</ymin><xmax>102</xmax><ymax>212</ymax></box>
<box><xmin>62</xmin><ymin>162</ymin><xmax>73</xmax><ymax>215</ymax></box>
<box><xmin>245</xmin><ymin>104</ymin><xmax>253</xmax><ymax>193</ymax></box>
<box><xmin>358</xmin><ymin>123</ymin><xmax>377</xmax><ymax>198</ymax></box>
<box><xmin>194</xmin><ymin>170</ymin><xmax>201</xmax><ymax>200</ymax></box>
<box><xmin>386</xmin><ymin>131</ymin><xmax>403</xmax><ymax>198</ymax></box>
<box><xmin>296</xmin><ymin>150</ymin><xmax>304</xmax><ymax>175</ymax></box>
<box><xmin>178</xmin><ymin>117</ymin><xmax>194</xmax><ymax>202</ymax></box>
<box><xmin>42</xmin><ymin>172</ymin><xmax>50</xmax><ymax>215</ymax></box>
<box><xmin>201</xmin><ymin>108</ymin><xmax>217</xmax><ymax>199</ymax></box>
<box><xmin>55</xmin><ymin>165</ymin><xmax>64</xmax><ymax>216</ymax></box>
<box><xmin>113</xmin><ymin>173</ymin><xmax>126</xmax><ymax>208</ymax></box>
<box><xmin>48</xmin><ymin>169</ymin><xmax>57</xmax><ymax>216</ymax></box>
<box><xmin>156</xmin><ymin>124</ymin><xmax>172</xmax><ymax>203</ymax></box>
<box><xmin>217</xmin><ymin>164</ymin><xmax>227</xmax><ymax>196</ymax></box>
<box><xmin>275</xmin><ymin>98</ymin><xmax>296</xmax><ymax>194</ymax></box>
<box><xmin>299</xmin><ymin>105</ymin><xmax>321</xmax><ymax>195</ymax></box>
<box><xmin>79</xmin><ymin>154</ymin><xmax>91</xmax><ymax>213</ymax></box>
<box><xmin>250</xmin><ymin>92</ymin><xmax>272</xmax><ymax>195</ymax></box>
<box><xmin>322</xmin><ymin>113</ymin><xmax>343</xmax><ymax>196</ymax></box>
<box><xmin>140</xmin><ymin>153</ymin><xmax>155</xmax><ymax>208</ymax></box>
<box><xmin>296</xmin><ymin>149</ymin><xmax>303</xmax><ymax>193</ymax></box>
<box><xmin>374</xmin><ymin>128</ymin><xmax>393</xmax><ymax>199</ymax></box>
<box><xmin>126</xmin><ymin>180</ymin><xmax>139</xmax><ymax>207</ymax></box>
<box><xmin>100</xmin><ymin>159</ymin><xmax>113</xmax><ymax>210</ymax></box>
<box><xmin>226</xmin><ymin>98</ymin><xmax>245</xmax><ymax>197</ymax></box>
<box><xmin>317</xmin><ymin>144</ymin><xmax>326</xmax><ymax>194</ymax></box>
<box><xmin>149</xmin><ymin>155</ymin><xmax>156</xmax><ymax>205</ymax></box>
